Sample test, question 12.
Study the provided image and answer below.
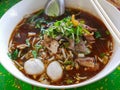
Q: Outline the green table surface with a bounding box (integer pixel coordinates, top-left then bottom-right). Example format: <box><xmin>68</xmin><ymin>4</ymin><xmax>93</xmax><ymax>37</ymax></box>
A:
<box><xmin>0</xmin><ymin>0</ymin><xmax>120</xmax><ymax>90</ymax></box>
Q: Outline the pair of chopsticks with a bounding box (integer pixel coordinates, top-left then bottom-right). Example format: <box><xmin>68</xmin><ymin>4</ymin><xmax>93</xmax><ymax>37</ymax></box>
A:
<box><xmin>91</xmin><ymin>0</ymin><xmax>120</xmax><ymax>45</ymax></box>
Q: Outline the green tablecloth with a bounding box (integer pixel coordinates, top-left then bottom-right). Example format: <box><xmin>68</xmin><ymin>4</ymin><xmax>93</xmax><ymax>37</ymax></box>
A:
<box><xmin>0</xmin><ymin>0</ymin><xmax>120</xmax><ymax>90</ymax></box>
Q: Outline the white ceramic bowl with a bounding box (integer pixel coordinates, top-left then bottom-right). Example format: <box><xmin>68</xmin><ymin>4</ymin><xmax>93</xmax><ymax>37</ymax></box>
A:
<box><xmin>0</xmin><ymin>0</ymin><xmax>120</xmax><ymax>89</ymax></box>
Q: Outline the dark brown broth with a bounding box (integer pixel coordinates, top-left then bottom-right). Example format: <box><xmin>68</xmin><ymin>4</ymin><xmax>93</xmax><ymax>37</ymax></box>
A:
<box><xmin>9</xmin><ymin>8</ymin><xmax>113</xmax><ymax>85</ymax></box>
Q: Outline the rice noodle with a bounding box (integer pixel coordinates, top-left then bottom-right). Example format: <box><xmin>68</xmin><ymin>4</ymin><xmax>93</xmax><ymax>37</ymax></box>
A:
<box><xmin>41</xmin><ymin>52</ymin><xmax>47</xmax><ymax>59</ymax></box>
<box><xmin>20</xmin><ymin>50</ymin><xmax>32</xmax><ymax>60</ymax></box>
<box><xmin>69</xmin><ymin>51</ymin><xmax>73</xmax><ymax>58</ymax></box>
<box><xmin>61</xmin><ymin>48</ymin><xmax>67</xmax><ymax>59</ymax></box>
<box><xmin>110</xmin><ymin>42</ymin><xmax>113</xmax><ymax>50</ymax></box>
<box><xmin>94</xmin><ymin>55</ymin><xmax>98</xmax><ymax>62</ymax></box>
<box><xmin>87</xmin><ymin>45</ymin><xmax>92</xmax><ymax>49</ymax></box>
<box><xmin>78</xmin><ymin>53</ymin><xmax>85</xmax><ymax>58</ymax></box>
<box><xmin>100</xmin><ymin>38</ymin><xmax>106</xmax><ymax>40</ymax></box>
<box><xmin>18</xmin><ymin>50</ymin><xmax>22</xmax><ymax>57</ymax></box>
<box><xmin>98</xmin><ymin>56</ymin><xmax>103</xmax><ymax>63</ymax></box>
<box><xmin>17</xmin><ymin>44</ymin><xmax>28</xmax><ymax>49</ymax></box>
<box><xmin>58</xmin><ymin>60</ymin><xmax>64</xmax><ymax>64</ymax></box>
<box><xmin>75</xmin><ymin>62</ymin><xmax>79</xmax><ymax>70</ymax></box>
<box><xmin>35</xmin><ymin>40</ymin><xmax>41</xmax><ymax>46</ymax></box>
<box><xmin>38</xmin><ymin>57</ymin><xmax>43</xmax><ymax>60</ymax></box>
<box><xmin>28</xmin><ymin>32</ymin><xmax>36</xmax><ymax>37</ymax></box>
<box><xmin>8</xmin><ymin>40</ymin><xmax>14</xmax><ymax>52</ymax></box>
<box><xmin>107</xmin><ymin>41</ymin><xmax>113</xmax><ymax>51</ymax></box>
<box><xmin>48</xmin><ymin>56</ymin><xmax>55</xmax><ymax>61</ymax></box>
<box><xmin>79</xmin><ymin>76</ymin><xmax>87</xmax><ymax>80</ymax></box>
<box><xmin>14</xmin><ymin>61</ymin><xmax>23</xmax><ymax>70</ymax></box>
<box><xmin>32</xmin><ymin>37</ymin><xmax>37</xmax><ymax>47</ymax></box>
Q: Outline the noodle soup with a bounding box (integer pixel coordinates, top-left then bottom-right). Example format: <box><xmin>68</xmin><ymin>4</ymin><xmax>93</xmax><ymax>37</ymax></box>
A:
<box><xmin>8</xmin><ymin>8</ymin><xmax>113</xmax><ymax>85</ymax></box>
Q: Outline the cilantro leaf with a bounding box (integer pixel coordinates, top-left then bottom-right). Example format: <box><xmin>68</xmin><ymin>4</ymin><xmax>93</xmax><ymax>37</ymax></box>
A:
<box><xmin>8</xmin><ymin>49</ymin><xmax>19</xmax><ymax>60</ymax></box>
<box><xmin>95</xmin><ymin>31</ymin><xmax>102</xmax><ymax>38</ymax></box>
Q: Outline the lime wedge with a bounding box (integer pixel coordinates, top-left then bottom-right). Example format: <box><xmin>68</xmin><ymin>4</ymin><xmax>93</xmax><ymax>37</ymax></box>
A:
<box><xmin>45</xmin><ymin>0</ymin><xmax>60</xmax><ymax>17</ymax></box>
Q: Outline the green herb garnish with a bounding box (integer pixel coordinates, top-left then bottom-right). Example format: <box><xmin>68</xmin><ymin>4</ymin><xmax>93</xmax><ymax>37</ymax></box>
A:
<box><xmin>32</xmin><ymin>50</ymin><xmax>37</xmax><ymax>58</ymax></box>
<box><xmin>80</xmin><ymin>20</ymin><xmax>85</xmax><ymax>24</ymax></box>
<box><xmin>63</xmin><ymin>42</ymin><xmax>70</xmax><ymax>48</ymax></box>
<box><xmin>66</xmin><ymin>79</ymin><xmax>73</xmax><ymax>84</ymax></box>
<box><xmin>95</xmin><ymin>31</ymin><xmax>102</xmax><ymax>38</ymax></box>
<box><xmin>105</xmin><ymin>30</ymin><xmax>110</xmax><ymax>35</ymax></box>
<box><xmin>64</xmin><ymin>60</ymin><xmax>72</xmax><ymax>65</ymax></box>
<box><xmin>64</xmin><ymin>60</ymin><xmax>74</xmax><ymax>67</ymax></box>
<box><xmin>26</xmin><ymin>39</ymin><xmax>30</xmax><ymax>47</ymax></box>
<box><xmin>34</xmin><ymin>18</ymin><xmax>47</xmax><ymax>29</ymax></box>
<box><xmin>35</xmin><ymin>44</ymin><xmax>43</xmax><ymax>52</ymax></box>
<box><xmin>44</xmin><ymin>16</ymin><xmax>90</xmax><ymax>43</ymax></box>
<box><xmin>8</xmin><ymin>49</ymin><xmax>19</xmax><ymax>60</ymax></box>
<box><xmin>27</xmin><ymin>10</ymin><xmax>44</xmax><ymax>23</ymax></box>
<box><xmin>100</xmin><ymin>53</ymin><xmax>106</xmax><ymax>58</ymax></box>
<box><xmin>26</xmin><ymin>10</ymin><xmax>49</xmax><ymax>29</ymax></box>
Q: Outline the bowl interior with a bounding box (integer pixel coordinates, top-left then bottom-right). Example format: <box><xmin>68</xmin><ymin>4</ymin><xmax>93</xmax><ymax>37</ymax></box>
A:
<box><xmin>0</xmin><ymin>0</ymin><xmax>120</xmax><ymax>89</ymax></box>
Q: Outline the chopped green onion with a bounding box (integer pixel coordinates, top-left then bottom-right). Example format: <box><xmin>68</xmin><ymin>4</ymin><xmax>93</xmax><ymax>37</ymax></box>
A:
<box><xmin>83</xmin><ymin>29</ymin><xmax>90</xmax><ymax>34</ymax></box>
<box><xmin>26</xmin><ymin>39</ymin><xmax>30</xmax><ymax>47</ymax></box>
<box><xmin>80</xmin><ymin>20</ymin><xmax>85</xmax><ymax>24</ymax></box>
<box><xmin>35</xmin><ymin>23</ymin><xmax>41</xmax><ymax>29</ymax></box>
<box><xmin>35</xmin><ymin>44</ymin><xmax>43</xmax><ymax>51</ymax></box>
<box><xmin>63</xmin><ymin>42</ymin><xmax>69</xmax><ymax>48</ymax></box>
<box><xmin>105</xmin><ymin>30</ymin><xmax>110</xmax><ymax>35</ymax></box>
<box><xmin>8</xmin><ymin>49</ymin><xmax>19</xmax><ymax>60</ymax></box>
<box><xmin>27</xmin><ymin>10</ymin><xmax>44</xmax><ymax>23</ymax></box>
<box><xmin>72</xmin><ymin>33</ymin><xmax>75</xmax><ymax>40</ymax></box>
<box><xmin>76</xmin><ymin>38</ymin><xmax>80</xmax><ymax>44</ymax></box>
<box><xmin>64</xmin><ymin>60</ymin><xmax>72</xmax><ymax>65</ymax></box>
<box><xmin>32</xmin><ymin>50</ymin><xmax>37</xmax><ymax>58</ymax></box>
<box><xmin>7</xmin><ymin>53</ymin><xmax>12</xmax><ymax>59</ymax></box>
<box><xmin>100</xmin><ymin>53</ymin><xmax>106</xmax><ymax>58</ymax></box>
<box><xmin>44</xmin><ymin>16</ymin><xmax>95</xmax><ymax>44</ymax></box>
<box><xmin>66</xmin><ymin>79</ymin><xmax>73</xmax><ymax>84</ymax></box>
<box><xmin>76</xmin><ymin>26</ymin><xmax>80</xmax><ymax>41</ymax></box>
<box><xmin>94</xmin><ymin>31</ymin><xmax>102</xmax><ymax>38</ymax></box>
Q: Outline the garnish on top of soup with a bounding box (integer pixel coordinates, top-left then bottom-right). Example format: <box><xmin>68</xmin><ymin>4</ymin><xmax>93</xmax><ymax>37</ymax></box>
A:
<box><xmin>8</xmin><ymin>8</ymin><xmax>113</xmax><ymax>85</ymax></box>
